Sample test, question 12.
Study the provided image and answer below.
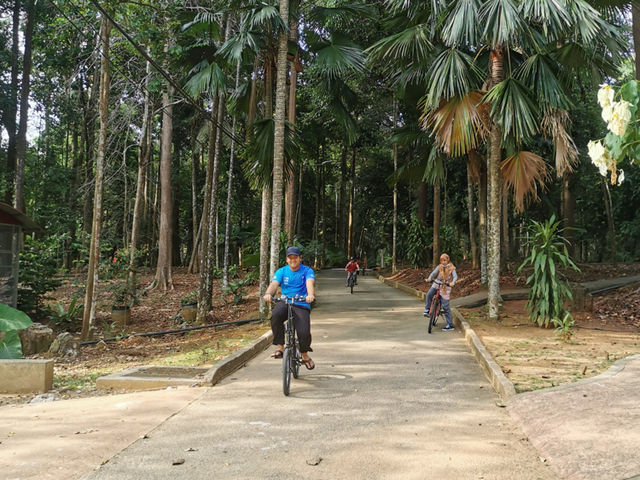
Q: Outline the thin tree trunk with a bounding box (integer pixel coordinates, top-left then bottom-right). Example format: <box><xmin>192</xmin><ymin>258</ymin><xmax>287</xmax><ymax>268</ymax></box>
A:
<box><xmin>14</xmin><ymin>0</ymin><xmax>35</xmax><ymax>213</ymax></box>
<box><xmin>347</xmin><ymin>147</ymin><xmax>356</xmax><ymax>257</ymax></box>
<box><xmin>269</xmin><ymin>0</ymin><xmax>290</xmax><ymax>278</ymax></box>
<box><xmin>601</xmin><ymin>180</ymin><xmax>617</xmax><ymax>266</ymax></box>
<box><xmin>129</xmin><ymin>59</ymin><xmax>152</xmax><ymax>280</ymax></box>
<box><xmin>191</xmin><ymin>151</ymin><xmax>200</xmax><ymax>262</ymax></box>
<box><xmin>562</xmin><ymin>172</ymin><xmax>576</xmax><ymax>258</ymax></box>
<box><xmin>150</xmin><ymin>71</ymin><xmax>175</xmax><ymax>291</ymax></box>
<box><xmin>501</xmin><ymin>191</ymin><xmax>509</xmax><ymax>270</ymax></box>
<box><xmin>246</xmin><ymin>57</ymin><xmax>259</xmax><ymax>142</ymax></box>
<box><xmin>487</xmin><ymin>47</ymin><xmax>504</xmax><ymax>320</ymax></box>
<box><xmin>417</xmin><ymin>181</ymin><xmax>428</xmax><ymax>223</ymax></box>
<box><xmin>223</xmin><ymin>60</ymin><xmax>241</xmax><ymax>288</ymax></box>
<box><xmin>432</xmin><ymin>179</ymin><xmax>441</xmax><ymax>265</ymax></box>
<box><xmin>81</xmin><ymin>16</ymin><xmax>111</xmax><ymax>341</ymax></box>
<box><xmin>478</xmin><ymin>154</ymin><xmax>488</xmax><ymax>282</ymax></box>
<box><xmin>259</xmin><ymin>185</ymin><xmax>272</xmax><ymax>314</ymax></box>
<box><xmin>392</xmin><ymin>142</ymin><xmax>398</xmax><ymax>274</ymax></box>
<box><xmin>284</xmin><ymin>14</ymin><xmax>299</xmax><ymax>243</ymax></box>
<box><xmin>467</xmin><ymin>160</ymin><xmax>479</xmax><ymax>268</ymax></box>
<box><xmin>338</xmin><ymin>143</ymin><xmax>348</xmax><ymax>250</ymax></box>
<box><xmin>4</xmin><ymin>0</ymin><xmax>20</xmax><ymax>204</ymax></box>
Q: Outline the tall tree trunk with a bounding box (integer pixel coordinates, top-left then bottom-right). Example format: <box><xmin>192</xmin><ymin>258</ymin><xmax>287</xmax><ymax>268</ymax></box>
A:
<box><xmin>601</xmin><ymin>180</ymin><xmax>617</xmax><ymax>266</ymax></box>
<box><xmin>392</xmin><ymin>143</ymin><xmax>398</xmax><ymax>274</ymax></box>
<box><xmin>246</xmin><ymin>57</ymin><xmax>259</xmax><ymax>142</ymax></box>
<box><xmin>487</xmin><ymin>47</ymin><xmax>504</xmax><ymax>320</ymax></box>
<box><xmin>467</xmin><ymin>159</ymin><xmax>478</xmax><ymax>268</ymax></box>
<box><xmin>501</xmin><ymin>191</ymin><xmax>509</xmax><ymax>270</ymax></box>
<box><xmin>129</xmin><ymin>59</ymin><xmax>152</xmax><ymax>280</ymax></box>
<box><xmin>432</xmin><ymin>179</ymin><xmax>441</xmax><ymax>265</ymax></box>
<box><xmin>562</xmin><ymin>172</ymin><xmax>576</xmax><ymax>258</ymax></box>
<box><xmin>347</xmin><ymin>147</ymin><xmax>356</xmax><ymax>258</ymax></box>
<box><xmin>338</xmin><ymin>143</ymin><xmax>348</xmax><ymax>250</ymax></box>
<box><xmin>4</xmin><ymin>0</ymin><xmax>20</xmax><ymax>204</ymax></box>
<box><xmin>269</xmin><ymin>0</ymin><xmax>290</xmax><ymax>278</ymax></box>
<box><xmin>477</xmin><ymin>153</ymin><xmax>488</xmax><ymax>282</ymax></box>
<box><xmin>259</xmin><ymin>185</ymin><xmax>271</xmax><ymax>313</ymax></box>
<box><xmin>223</xmin><ymin>60</ymin><xmax>242</xmax><ymax>288</ymax></box>
<box><xmin>150</xmin><ymin>40</ymin><xmax>175</xmax><ymax>291</ymax></box>
<box><xmin>81</xmin><ymin>16</ymin><xmax>111</xmax><ymax>341</ymax></box>
<box><xmin>13</xmin><ymin>0</ymin><xmax>35</xmax><ymax>213</ymax></box>
<box><xmin>417</xmin><ymin>181</ymin><xmax>428</xmax><ymax>223</ymax></box>
<box><xmin>284</xmin><ymin>13</ymin><xmax>299</xmax><ymax>243</ymax></box>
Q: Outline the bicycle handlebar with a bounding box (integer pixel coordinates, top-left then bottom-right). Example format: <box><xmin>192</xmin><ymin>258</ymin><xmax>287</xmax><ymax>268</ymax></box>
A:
<box><xmin>426</xmin><ymin>278</ymin><xmax>451</xmax><ymax>287</ymax></box>
<box><xmin>270</xmin><ymin>294</ymin><xmax>308</xmax><ymax>303</ymax></box>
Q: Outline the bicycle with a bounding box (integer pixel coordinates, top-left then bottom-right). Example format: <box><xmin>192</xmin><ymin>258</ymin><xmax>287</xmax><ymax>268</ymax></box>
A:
<box><xmin>425</xmin><ymin>278</ymin><xmax>449</xmax><ymax>334</ymax></box>
<box><xmin>273</xmin><ymin>295</ymin><xmax>306</xmax><ymax>396</ymax></box>
<box><xmin>346</xmin><ymin>271</ymin><xmax>357</xmax><ymax>294</ymax></box>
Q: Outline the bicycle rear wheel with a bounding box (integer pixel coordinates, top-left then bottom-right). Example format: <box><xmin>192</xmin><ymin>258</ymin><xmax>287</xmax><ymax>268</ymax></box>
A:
<box><xmin>428</xmin><ymin>298</ymin><xmax>439</xmax><ymax>334</ymax></box>
<box><xmin>282</xmin><ymin>347</ymin><xmax>292</xmax><ymax>396</ymax></box>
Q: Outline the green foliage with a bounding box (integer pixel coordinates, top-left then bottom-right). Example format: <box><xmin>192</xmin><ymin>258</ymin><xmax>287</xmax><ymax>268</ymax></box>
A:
<box><xmin>109</xmin><ymin>277</ymin><xmax>139</xmax><ymax>307</ymax></box>
<box><xmin>0</xmin><ymin>304</ymin><xmax>33</xmax><ymax>359</ymax></box>
<box><xmin>517</xmin><ymin>215</ymin><xmax>580</xmax><ymax>327</ymax></box>
<box><xmin>180</xmin><ymin>290</ymin><xmax>198</xmax><ymax>306</ymax></box>
<box><xmin>552</xmin><ymin>312</ymin><xmax>575</xmax><ymax>342</ymax></box>
<box><xmin>221</xmin><ymin>279</ymin><xmax>248</xmax><ymax>306</ymax></box>
<box><xmin>47</xmin><ymin>296</ymin><xmax>84</xmax><ymax>328</ymax></box>
<box><xmin>405</xmin><ymin>215</ymin><xmax>431</xmax><ymax>268</ymax></box>
<box><xmin>439</xmin><ymin>225</ymin><xmax>463</xmax><ymax>266</ymax></box>
<box><xmin>18</xmin><ymin>237</ymin><xmax>63</xmax><ymax>318</ymax></box>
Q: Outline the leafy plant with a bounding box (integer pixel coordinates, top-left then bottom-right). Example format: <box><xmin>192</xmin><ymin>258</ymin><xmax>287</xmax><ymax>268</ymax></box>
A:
<box><xmin>109</xmin><ymin>277</ymin><xmax>139</xmax><ymax>307</ymax></box>
<box><xmin>180</xmin><ymin>290</ymin><xmax>198</xmax><ymax>306</ymax></box>
<box><xmin>405</xmin><ymin>214</ymin><xmax>431</xmax><ymax>268</ymax></box>
<box><xmin>18</xmin><ymin>237</ymin><xmax>62</xmax><ymax>318</ymax></box>
<box><xmin>517</xmin><ymin>215</ymin><xmax>580</xmax><ymax>327</ymax></box>
<box><xmin>221</xmin><ymin>279</ymin><xmax>248</xmax><ymax>305</ymax></box>
<box><xmin>48</xmin><ymin>297</ymin><xmax>84</xmax><ymax>327</ymax></box>
<box><xmin>0</xmin><ymin>303</ymin><xmax>33</xmax><ymax>359</ymax></box>
<box><xmin>552</xmin><ymin>312</ymin><xmax>575</xmax><ymax>342</ymax></box>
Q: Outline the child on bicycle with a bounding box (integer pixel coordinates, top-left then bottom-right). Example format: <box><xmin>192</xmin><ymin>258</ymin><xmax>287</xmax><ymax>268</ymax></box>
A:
<box><xmin>263</xmin><ymin>246</ymin><xmax>316</xmax><ymax>369</ymax></box>
<box><xmin>423</xmin><ymin>253</ymin><xmax>458</xmax><ymax>331</ymax></box>
<box><xmin>345</xmin><ymin>257</ymin><xmax>359</xmax><ymax>286</ymax></box>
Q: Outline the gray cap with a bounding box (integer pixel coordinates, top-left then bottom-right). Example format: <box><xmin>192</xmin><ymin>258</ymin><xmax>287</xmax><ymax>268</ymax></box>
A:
<box><xmin>286</xmin><ymin>246</ymin><xmax>301</xmax><ymax>257</ymax></box>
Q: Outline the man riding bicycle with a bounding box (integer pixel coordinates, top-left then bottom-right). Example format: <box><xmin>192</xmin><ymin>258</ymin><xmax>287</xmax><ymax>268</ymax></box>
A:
<box><xmin>263</xmin><ymin>246</ymin><xmax>316</xmax><ymax>370</ymax></box>
<box><xmin>345</xmin><ymin>257</ymin><xmax>359</xmax><ymax>286</ymax></box>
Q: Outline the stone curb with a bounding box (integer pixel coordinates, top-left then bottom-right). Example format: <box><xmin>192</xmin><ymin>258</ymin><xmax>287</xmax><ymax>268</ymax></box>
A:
<box><xmin>202</xmin><ymin>329</ymin><xmax>273</xmax><ymax>386</ymax></box>
<box><xmin>377</xmin><ymin>274</ymin><xmax>516</xmax><ymax>402</ymax></box>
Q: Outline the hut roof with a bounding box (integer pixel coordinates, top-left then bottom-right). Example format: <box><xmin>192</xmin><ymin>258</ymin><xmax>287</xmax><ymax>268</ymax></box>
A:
<box><xmin>0</xmin><ymin>202</ymin><xmax>41</xmax><ymax>232</ymax></box>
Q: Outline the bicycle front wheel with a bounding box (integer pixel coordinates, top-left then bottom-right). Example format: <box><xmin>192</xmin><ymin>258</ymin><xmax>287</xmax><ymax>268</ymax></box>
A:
<box><xmin>292</xmin><ymin>344</ymin><xmax>300</xmax><ymax>379</ymax></box>
<box><xmin>282</xmin><ymin>347</ymin><xmax>292</xmax><ymax>396</ymax></box>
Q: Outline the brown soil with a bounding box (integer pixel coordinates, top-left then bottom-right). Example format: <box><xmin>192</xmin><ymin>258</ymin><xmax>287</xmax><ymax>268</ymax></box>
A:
<box><xmin>1</xmin><ymin>269</ymin><xmax>268</xmax><ymax>407</ymax></box>
<box><xmin>385</xmin><ymin>263</ymin><xmax>640</xmax><ymax>393</ymax></box>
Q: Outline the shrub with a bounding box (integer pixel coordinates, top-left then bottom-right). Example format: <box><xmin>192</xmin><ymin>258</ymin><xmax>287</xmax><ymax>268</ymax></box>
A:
<box><xmin>517</xmin><ymin>215</ymin><xmax>580</xmax><ymax>327</ymax></box>
<box><xmin>0</xmin><ymin>304</ymin><xmax>33</xmax><ymax>358</ymax></box>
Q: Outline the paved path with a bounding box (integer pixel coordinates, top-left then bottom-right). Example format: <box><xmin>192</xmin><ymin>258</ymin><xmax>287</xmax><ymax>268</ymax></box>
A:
<box><xmin>81</xmin><ymin>270</ymin><xmax>554</xmax><ymax>480</ymax></box>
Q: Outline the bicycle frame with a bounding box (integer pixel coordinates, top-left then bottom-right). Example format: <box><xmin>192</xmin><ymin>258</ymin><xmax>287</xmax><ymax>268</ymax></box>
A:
<box><xmin>275</xmin><ymin>295</ymin><xmax>304</xmax><ymax>395</ymax></box>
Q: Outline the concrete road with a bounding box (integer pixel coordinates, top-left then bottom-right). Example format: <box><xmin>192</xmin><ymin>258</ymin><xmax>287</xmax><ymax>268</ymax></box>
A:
<box><xmin>85</xmin><ymin>270</ymin><xmax>555</xmax><ymax>480</ymax></box>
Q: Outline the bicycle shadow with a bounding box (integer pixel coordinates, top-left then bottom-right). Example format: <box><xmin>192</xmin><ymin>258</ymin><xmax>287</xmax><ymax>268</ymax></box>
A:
<box><xmin>284</xmin><ymin>372</ymin><xmax>354</xmax><ymax>399</ymax></box>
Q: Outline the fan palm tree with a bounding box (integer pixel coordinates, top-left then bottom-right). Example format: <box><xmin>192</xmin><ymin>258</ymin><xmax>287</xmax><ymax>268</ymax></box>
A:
<box><xmin>369</xmin><ymin>0</ymin><xmax>623</xmax><ymax>319</ymax></box>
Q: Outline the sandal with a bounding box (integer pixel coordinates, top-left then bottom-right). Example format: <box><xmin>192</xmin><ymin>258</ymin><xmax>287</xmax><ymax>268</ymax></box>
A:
<box><xmin>301</xmin><ymin>357</ymin><xmax>315</xmax><ymax>370</ymax></box>
<box><xmin>270</xmin><ymin>350</ymin><xmax>283</xmax><ymax>359</ymax></box>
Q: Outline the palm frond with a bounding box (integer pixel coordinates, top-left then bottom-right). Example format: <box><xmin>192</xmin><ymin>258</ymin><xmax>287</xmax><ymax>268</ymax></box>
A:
<box><xmin>566</xmin><ymin>0</ymin><xmax>608</xmax><ymax>44</ymax></box>
<box><xmin>479</xmin><ymin>0</ymin><xmax>526</xmax><ymax>47</ymax></box>
<box><xmin>314</xmin><ymin>35</ymin><xmax>366</xmax><ymax>79</ymax></box>
<box><xmin>501</xmin><ymin>151</ymin><xmax>550</xmax><ymax>212</ymax></box>
<box><xmin>516</xmin><ymin>53</ymin><xmax>570</xmax><ymax>109</ymax></box>
<box><xmin>248</xmin><ymin>5</ymin><xmax>288</xmax><ymax>32</ymax></box>
<box><xmin>421</xmin><ymin>91</ymin><xmax>488</xmax><ymax>157</ymax></box>
<box><xmin>541</xmin><ymin>108</ymin><xmax>578</xmax><ymax>178</ymax></box>
<box><xmin>441</xmin><ymin>0</ymin><xmax>482</xmax><ymax>46</ymax></box>
<box><xmin>218</xmin><ymin>31</ymin><xmax>263</xmax><ymax>62</ymax></box>
<box><xmin>424</xmin><ymin>47</ymin><xmax>483</xmax><ymax>109</ymax></box>
<box><xmin>365</xmin><ymin>24</ymin><xmax>433</xmax><ymax>66</ymax></box>
<box><xmin>520</xmin><ymin>0</ymin><xmax>571</xmax><ymax>42</ymax></box>
<box><xmin>309</xmin><ymin>4</ymin><xmax>378</xmax><ymax>24</ymax></box>
<box><xmin>184</xmin><ymin>60</ymin><xmax>227</xmax><ymax>97</ymax></box>
<box><xmin>483</xmin><ymin>77</ymin><xmax>539</xmax><ymax>142</ymax></box>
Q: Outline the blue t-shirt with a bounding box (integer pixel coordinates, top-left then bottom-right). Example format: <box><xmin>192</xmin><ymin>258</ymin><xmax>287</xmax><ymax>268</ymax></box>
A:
<box><xmin>272</xmin><ymin>264</ymin><xmax>315</xmax><ymax>309</ymax></box>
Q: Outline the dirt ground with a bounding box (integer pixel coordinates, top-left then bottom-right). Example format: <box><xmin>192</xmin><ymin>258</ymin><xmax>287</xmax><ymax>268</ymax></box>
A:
<box><xmin>1</xmin><ymin>269</ymin><xmax>268</xmax><ymax>407</ymax></box>
<box><xmin>385</xmin><ymin>262</ymin><xmax>640</xmax><ymax>393</ymax></box>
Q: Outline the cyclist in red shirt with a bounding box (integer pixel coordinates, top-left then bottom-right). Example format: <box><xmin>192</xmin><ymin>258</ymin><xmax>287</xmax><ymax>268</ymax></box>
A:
<box><xmin>345</xmin><ymin>257</ymin><xmax>359</xmax><ymax>286</ymax></box>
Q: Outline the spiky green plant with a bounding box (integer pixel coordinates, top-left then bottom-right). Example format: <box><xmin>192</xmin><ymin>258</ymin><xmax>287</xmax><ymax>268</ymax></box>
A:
<box><xmin>517</xmin><ymin>215</ymin><xmax>580</xmax><ymax>327</ymax></box>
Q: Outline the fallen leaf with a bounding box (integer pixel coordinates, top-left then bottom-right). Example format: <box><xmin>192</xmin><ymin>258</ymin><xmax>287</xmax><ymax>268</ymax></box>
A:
<box><xmin>172</xmin><ymin>458</ymin><xmax>185</xmax><ymax>466</ymax></box>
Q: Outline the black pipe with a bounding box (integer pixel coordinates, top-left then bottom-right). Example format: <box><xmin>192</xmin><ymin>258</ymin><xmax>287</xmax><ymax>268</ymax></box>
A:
<box><xmin>80</xmin><ymin>317</ymin><xmax>266</xmax><ymax>346</ymax></box>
